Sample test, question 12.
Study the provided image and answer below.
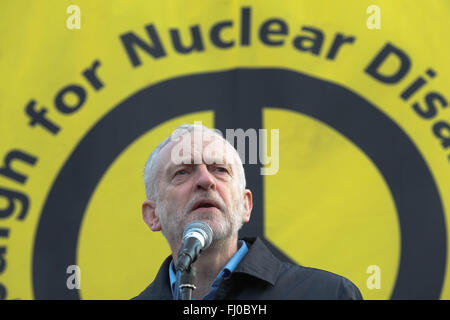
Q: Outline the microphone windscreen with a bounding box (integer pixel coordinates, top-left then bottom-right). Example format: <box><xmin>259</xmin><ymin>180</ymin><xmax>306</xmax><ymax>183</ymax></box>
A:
<box><xmin>182</xmin><ymin>221</ymin><xmax>213</xmax><ymax>249</ymax></box>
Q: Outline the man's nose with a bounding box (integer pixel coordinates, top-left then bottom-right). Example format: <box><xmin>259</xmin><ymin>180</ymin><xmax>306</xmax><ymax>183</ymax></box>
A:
<box><xmin>195</xmin><ymin>165</ymin><xmax>216</xmax><ymax>191</ymax></box>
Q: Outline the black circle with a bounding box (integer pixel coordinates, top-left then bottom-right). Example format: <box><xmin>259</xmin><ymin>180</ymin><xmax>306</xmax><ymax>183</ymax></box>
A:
<box><xmin>33</xmin><ymin>68</ymin><xmax>446</xmax><ymax>299</ymax></box>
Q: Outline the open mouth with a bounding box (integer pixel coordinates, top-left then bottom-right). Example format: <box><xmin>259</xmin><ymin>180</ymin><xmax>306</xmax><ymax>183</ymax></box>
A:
<box><xmin>192</xmin><ymin>199</ymin><xmax>220</xmax><ymax>211</ymax></box>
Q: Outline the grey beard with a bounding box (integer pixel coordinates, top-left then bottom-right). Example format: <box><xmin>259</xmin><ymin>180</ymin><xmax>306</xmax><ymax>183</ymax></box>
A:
<box><xmin>157</xmin><ymin>194</ymin><xmax>246</xmax><ymax>246</ymax></box>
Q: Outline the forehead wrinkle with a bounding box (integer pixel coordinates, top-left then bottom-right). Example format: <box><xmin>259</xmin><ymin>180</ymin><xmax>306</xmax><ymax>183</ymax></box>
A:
<box><xmin>202</xmin><ymin>150</ymin><xmax>233</xmax><ymax>165</ymax></box>
<box><xmin>175</xmin><ymin>140</ymin><xmax>236</xmax><ymax>174</ymax></box>
<box><xmin>151</xmin><ymin>130</ymin><xmax>243</xmax><ymax>191</ymax></box>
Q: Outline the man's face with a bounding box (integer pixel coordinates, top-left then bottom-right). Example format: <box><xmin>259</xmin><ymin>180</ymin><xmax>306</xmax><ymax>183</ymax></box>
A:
<box><xmin>143</xmin><ymin>131</ymin><xmax>252</xmax><ymax>246</ymax></box>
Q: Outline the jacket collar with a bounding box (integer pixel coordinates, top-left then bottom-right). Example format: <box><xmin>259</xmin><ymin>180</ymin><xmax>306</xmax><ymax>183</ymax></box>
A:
<box><xmin>135</xmin><ymin>236</ymin><xmax>281</xmax><ymax>299</ymax></box>
<box><xmin>233</xmin><ymin>237</ymin><xmax>281</xmax><ymax>286</ymax></box>
<box><xmin>138</xmin><ymin>255</ymin><xmax>173</xmax><ymax>300</ymax></box>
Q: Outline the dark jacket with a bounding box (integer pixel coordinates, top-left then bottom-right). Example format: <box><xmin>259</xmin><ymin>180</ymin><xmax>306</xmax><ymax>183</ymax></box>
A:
<box><xmin>133</xmin><ymin>237</ymin><xmax>363</xmax><ymax>300</ymax></box>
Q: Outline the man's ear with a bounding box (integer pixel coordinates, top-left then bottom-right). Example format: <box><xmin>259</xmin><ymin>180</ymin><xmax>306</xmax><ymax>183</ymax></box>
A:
<box><xmin>142</xmin><ymin>199</ymin><xmax>162</xmax><ymax>231</ymax></box>
<box><xmin>242</xmin><ymin>189</ymin><xmax>253</xmax><ymax>223</ymax></box>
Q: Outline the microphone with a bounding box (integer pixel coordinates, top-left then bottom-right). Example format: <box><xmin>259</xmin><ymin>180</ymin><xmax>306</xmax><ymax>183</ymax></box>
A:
<box><xmin>176</xmin><ymin>221</ymin><xmax>213</xmax><ymax>272</ymax></box>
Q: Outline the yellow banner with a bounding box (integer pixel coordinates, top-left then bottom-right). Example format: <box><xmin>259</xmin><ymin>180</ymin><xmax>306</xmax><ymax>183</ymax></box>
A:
<box><xmin>0</xmin><ymin>0</ymin><xmax>449</xmax><ymax>300</ymax></box>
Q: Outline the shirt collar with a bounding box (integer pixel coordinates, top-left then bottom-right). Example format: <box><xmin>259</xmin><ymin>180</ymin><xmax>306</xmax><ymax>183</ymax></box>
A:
<box><xmin>169</xmin><ymin>240</ymin><xmax>248</xmax><ymax>298</ymax></box>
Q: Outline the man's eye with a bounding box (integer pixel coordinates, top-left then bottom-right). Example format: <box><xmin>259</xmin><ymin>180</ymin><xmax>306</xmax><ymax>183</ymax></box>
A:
<box><xmin>175</xmin><ymin>169</ymin><xmax>187</xmax><ymax>175</ymax></box>
<box><xmin>215</xmin><ymin>167</ymin><xmax>228</xmax><ymax>173</ymax></box>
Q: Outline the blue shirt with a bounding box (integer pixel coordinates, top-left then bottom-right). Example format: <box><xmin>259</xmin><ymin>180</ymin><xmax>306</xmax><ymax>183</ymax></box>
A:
<box><xmin>169</xmin><ymin>240</ymin><xmax>248</xmax><ymax>300</ymax></box>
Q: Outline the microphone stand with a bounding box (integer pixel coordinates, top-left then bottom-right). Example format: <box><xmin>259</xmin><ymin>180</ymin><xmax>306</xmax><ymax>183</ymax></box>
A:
<box><xmin>180</xmin><ymin>266</ymin><xmax>196</xmax><ymax>300</ymax></box>
<box><xmin>175</xmin><ymin>266</ymin><xmax>196</xmax><ymax>300</ymax></box>
<box><xmin>174</xmin><ymin>221</ymin><xmax>213</xmax><ymax>300</ymax></box>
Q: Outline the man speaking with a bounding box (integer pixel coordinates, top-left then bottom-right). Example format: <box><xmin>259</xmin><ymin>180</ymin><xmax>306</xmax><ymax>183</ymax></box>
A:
<box><xmin>133</xmin><ymin>124</ymin><xmax>362</xmax><ymax>300</ymax></box>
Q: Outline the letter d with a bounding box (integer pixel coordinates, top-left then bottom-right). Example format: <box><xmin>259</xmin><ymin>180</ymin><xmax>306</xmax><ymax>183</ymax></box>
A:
<box><xmin>365</xmin><ymin>43</ymin><xmax>411</xmax><ymax>84</ymax></box>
